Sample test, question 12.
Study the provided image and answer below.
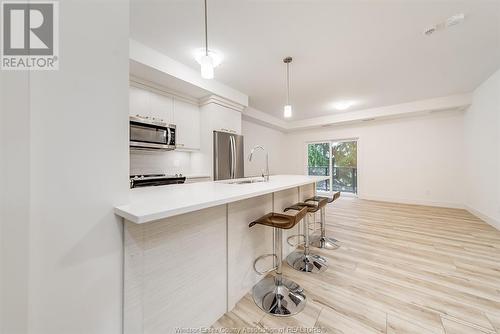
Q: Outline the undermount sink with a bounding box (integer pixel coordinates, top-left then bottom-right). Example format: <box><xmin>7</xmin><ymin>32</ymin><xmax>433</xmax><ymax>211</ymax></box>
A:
<box><xmin>224</xmin><ymin>178</ymin><xmax>266</xmax><ymax>184</ymax></box>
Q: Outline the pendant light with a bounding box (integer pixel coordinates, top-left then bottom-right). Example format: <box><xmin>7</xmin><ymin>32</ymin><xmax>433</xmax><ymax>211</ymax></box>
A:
<box><xmin>200</xmin><ymin>0</ymin><xmax>214</xmax><ymax>79</ymax></box>
<box><xmin>283</xmin><ymin>57</ymin><xmax>293</xmax><ymax>118</ymax></box>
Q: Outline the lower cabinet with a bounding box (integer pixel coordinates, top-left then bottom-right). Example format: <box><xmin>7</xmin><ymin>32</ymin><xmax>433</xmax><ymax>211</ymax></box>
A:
<box><xmin>123</xmin><ymin>184</ymin><xmax>316</xmax><ymax>333</ymax></box>
<box><xmin>124</xmin><ymin>206</ymin><xmax>227</xmax><ymax>334</ymax></box>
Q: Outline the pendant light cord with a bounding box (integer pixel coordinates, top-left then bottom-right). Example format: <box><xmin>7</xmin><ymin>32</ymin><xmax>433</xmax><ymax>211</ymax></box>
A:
<box><xmin>204</xmin><ymin>0</ymin><xmax>208</xmax><ymax>56</ymax></box>
<box><xmin>286</xmin><ymin>62</ymin><xmax>290</xmax><ymax>105</ymax></box>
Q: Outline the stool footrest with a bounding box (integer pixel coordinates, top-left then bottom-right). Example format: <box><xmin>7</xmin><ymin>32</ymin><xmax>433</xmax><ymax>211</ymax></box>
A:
<box><xmin>286</xmin><ymin>234</ymin><xmax>305</xmax><ymax>247</ymax></box>
<box><xmin>253</xmin><ymin>253</ymin><xmax>278</xmax><ymax>275</ymax></box>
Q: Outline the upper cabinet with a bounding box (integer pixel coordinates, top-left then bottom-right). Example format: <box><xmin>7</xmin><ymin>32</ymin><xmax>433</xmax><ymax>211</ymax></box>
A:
<box><xmin>129</xmin><ymin>82</ymin><xmax>201</xmax><ymax>151</ymax></box>
<box><xmin>129</xmin><ymin>85</ymin><xmax>150</xmax><ymax>118</ymax></box>
<box><xmin>174</xmin><ymin>98</ymin><xmax>200</xmax><ymax>151</ymax></box>
<box><xmin>129</xmin><ymin>84</ymin><xmax>173</xmax><ymax>123</ymax></box>
<box><xmin>150</xmin><ymin>92</ymin><xmax>174</xmax><ymax>124</ymax></box>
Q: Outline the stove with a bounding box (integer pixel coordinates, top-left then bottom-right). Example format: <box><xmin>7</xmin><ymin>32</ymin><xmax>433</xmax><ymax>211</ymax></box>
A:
<box><xmin>130</xmin><ymin>174</ymin><xmax>186</xmax><ymax>188</ymax></box>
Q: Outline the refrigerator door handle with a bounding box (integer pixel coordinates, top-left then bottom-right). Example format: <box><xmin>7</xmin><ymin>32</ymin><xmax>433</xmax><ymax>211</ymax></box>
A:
<box><xmin>230</xmin><ymin>136</ymin><xmax>235</xmax><ymax>179</ymax></box>
<box><xmin>214</xmin><ymin>133</ymin><xmax>218</xmax><ymax>179</ymax></box>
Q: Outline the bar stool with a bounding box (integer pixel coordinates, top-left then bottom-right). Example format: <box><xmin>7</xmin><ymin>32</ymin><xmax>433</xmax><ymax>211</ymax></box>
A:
<box><xmin>284</xmin><ymin>200</ymin><xmax>328</xmax><ymax>273</ymax></box>
<box><xmin>249</xmin><ymin>206</ymin><xmax>309</xmax><ymax>316</ymax></box>
<box><xmin>305</xmin><ymin>191</ymin><xmax>341</xmax><ymax>250</ymax></box>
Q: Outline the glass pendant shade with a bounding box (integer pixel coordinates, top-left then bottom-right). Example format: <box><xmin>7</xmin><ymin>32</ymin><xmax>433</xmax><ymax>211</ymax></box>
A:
<box><xmin>200</xmin><ymin>54</ymin><xmax>214</xmax><ymax>79</ymax></box>
<box><xmin>284</xmin><ymin>105</ymin><xmax>292</xmax><ymax>118</ymax></box>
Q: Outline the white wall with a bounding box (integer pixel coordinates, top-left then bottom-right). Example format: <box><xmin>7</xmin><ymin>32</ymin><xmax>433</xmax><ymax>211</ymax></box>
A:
<box><xmin>0</xmin><ymin>71</ymin><xmax>31</xmax><ymax>333</ymax></box>
<box><xmin>464</xmin><ymin>69</ymin><xmax>500</xmax><ymax>228</ymax></box>
<box><xmin>283</xmin><ymin>111</ymin><xmax>466</xmax><ymax>208</ymax></box>
<box><xmin>0</xmin><ymin>1</ymin><xmax>129</xmax><ymax>333</ymax></box>
<box><xmin>242</xmin><ymin>119</ymin><xmax>288</xmax><ymax>177</ymax></box>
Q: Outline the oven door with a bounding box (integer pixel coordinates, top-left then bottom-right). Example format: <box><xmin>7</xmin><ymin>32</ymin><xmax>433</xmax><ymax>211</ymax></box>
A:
<box><xmin>130</xmin><ymin>121</ymin><xmax>175</xmax><ymax>150</ymax></box>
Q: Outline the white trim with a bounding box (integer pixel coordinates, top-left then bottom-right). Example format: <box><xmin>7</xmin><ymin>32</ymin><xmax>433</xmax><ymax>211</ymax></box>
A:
<box><xmin>305</xmin><ymin>137</ymin><xmax>360</xmax><ymax>145</ymax></box>
<box><xmin>287</xmin><ymin>93</ymin><xmax>472</xmax><ymax>131</ymax></box>
<box><xmin>465</xmin><ymin>205</ymin><xmax>500</xmax><ymax>231</ymax></box>
<box><xmin>130</xmin><ymin>77</ymin><xmax>199</xmax><ymax>105</ymax></box>
<box><xmin>199</xmin><ymin>95</ymin><xmax>246</xmax><ymax>112</ymax></box>
<box><xmin>241</xmin><ymin>94</ymin><xmax>472</xmax><ymax>132</ymax></box>
<box><xmin>129</xmin><ymin>39</ymin><xmax>249</xmax><ymax>107</ymax></box>
<box><xmin>242</xmin><ymin>107</ymin><xmax>288</xmax><ymax>131</ymax></box>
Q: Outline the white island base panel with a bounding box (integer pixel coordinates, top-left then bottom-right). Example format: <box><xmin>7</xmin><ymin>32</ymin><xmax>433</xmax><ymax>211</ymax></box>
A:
<box><xmin>124</xmin><ymin>184</ymin><xmax>315</xmax><ymax>334</ymax></box>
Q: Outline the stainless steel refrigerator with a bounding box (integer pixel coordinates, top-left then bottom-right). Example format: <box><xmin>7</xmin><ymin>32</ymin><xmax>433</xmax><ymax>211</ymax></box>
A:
<box><xmin>213</xmin><ymin>131</ymin><xmax>244</xmax><ymax>181</ymax></box>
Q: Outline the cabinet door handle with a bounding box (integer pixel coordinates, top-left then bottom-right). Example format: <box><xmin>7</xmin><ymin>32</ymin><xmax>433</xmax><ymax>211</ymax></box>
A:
<box><xmin>167</xmin><ymin>128</ymin><xmax>172</xmax><ymax>146</ymax></box>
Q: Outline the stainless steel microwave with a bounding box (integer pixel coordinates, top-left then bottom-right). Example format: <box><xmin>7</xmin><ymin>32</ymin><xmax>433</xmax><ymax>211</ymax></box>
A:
<box><xmin>129</xmin><ymin>116</ymin><xmax>176</xmax><ymax>150</ymax></box>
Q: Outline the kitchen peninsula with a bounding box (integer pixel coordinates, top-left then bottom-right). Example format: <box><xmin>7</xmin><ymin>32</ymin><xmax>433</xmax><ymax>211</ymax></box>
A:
<box><xmin>115</xmin><ymin>175</ymin><xmax>328</xmax><ymax>333</ymax></box>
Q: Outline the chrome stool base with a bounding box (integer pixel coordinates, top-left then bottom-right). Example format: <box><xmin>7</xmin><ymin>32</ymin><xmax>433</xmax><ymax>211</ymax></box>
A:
<box><xmin>309</xmin><ymin>233</ymin><xmax>340</xmax><ymax>250</ymax></box>
<box><xmin>286</xmin><ymin>250</ymin><xmax>328</xmax><ymax>273</ymax></box>
<box><xmin>252</xmin><ymin>276</ymin><xmax>306</xmax><ymax>316</ymax></box>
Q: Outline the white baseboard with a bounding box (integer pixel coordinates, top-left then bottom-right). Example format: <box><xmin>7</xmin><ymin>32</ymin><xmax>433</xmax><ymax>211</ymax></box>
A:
<box><xmin>358</xmin><ymin>194</ymin><xmax>464</xmax><ymax>209</ymax></box>
<box><xmin>465</xmin><ymin>205</ymin><xmax>500</xmax><ymax>231</ymax></box>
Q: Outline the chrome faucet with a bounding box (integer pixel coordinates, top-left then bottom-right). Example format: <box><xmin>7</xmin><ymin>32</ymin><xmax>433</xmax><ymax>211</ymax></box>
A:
<box><xmin>248</xmin><ymin>145</ymin><xmax>270</xmax><ymax>182</ymax></box>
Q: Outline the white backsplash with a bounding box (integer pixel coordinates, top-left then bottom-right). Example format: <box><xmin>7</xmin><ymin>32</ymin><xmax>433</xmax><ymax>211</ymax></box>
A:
<box><xmin>130</xmin><ymin>150</ymin><xmax>192</xmax><ymax>176</ymax></box>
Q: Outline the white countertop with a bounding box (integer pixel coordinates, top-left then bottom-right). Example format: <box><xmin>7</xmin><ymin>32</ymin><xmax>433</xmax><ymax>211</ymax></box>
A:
<box><xmin>115</xmin><ymin>175</ymin><xmax>329</xmax><ymax>224</ymax></box>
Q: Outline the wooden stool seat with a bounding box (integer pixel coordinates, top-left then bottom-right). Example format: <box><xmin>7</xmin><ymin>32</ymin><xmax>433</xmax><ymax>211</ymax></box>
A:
<box><xmin>305</xmin><ymin>191</ymin><xmax>340</xmax><ymax>205</ymax></box>
<box><xmin>249</xmin><ymin>207</ymin><xmax>307</xmax><ymax>229</ymax></box>
<box><xmin>284</xmin><ymin>201</ymin><xmax>320</xmax><ymax>213</ymax></box>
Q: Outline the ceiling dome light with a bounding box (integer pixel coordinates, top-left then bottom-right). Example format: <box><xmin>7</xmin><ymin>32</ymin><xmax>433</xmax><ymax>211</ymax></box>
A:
<box><xmin>200</xmin><ymin>54</ymin><xmax>214</xmax><ymax>79</ymax></box>
<box><xmin>194</xmin><ymin>48</ymin><xmax>223</xmax><ymax>67</ymax></box>
<box><xmin>283</xmin><ymin>57</ymin><xmax>293</xmax><ymax>118</ymax></box>
<box><xmin>333</xmin><ymin>100</ymin><xmax>356</xmax><ymax>111</ymax></box>
<box><xmin>198</xmin><ymin>0</ymin><xmax>219</xmax><ymax>79</ymax></box>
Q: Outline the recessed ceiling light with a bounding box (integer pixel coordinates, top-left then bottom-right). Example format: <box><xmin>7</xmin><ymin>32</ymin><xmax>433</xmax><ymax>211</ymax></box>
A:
<box><xmin>332</xmin><ymin>100</ymin><xmax>356</xmax><ymax>111</ymax></box>
<box><xmin>194</xmin><ymin>49</ymin><xmax>224</xmax><ymax>68</ymax></box>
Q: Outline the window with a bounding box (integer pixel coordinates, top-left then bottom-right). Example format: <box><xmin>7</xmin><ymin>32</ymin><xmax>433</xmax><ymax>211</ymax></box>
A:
<box><xmin>307</xmin><ymin>143</ymin><xmax>330</xmax><ymax>192</ymax></box>
<box><xmin>307</xmin><ymin>140</ymin><xmax>358</xmax><ymax>194</ymax></box>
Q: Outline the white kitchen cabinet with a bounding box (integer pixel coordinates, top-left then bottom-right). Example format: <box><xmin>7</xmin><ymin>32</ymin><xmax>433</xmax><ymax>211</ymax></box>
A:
<box><xmin>150</xmin><ymin>91</ymin><xmax>173</xmax><ymax>123</ymax></box>
<box><xmin>173</xmin><ymin>99</ymin><xmax>200</xmax><ymax>150</ymax></box>
<box><xmin>129</xmin><ymin>85</ymin><xmax>150</xmax><ymax>117</ymax></box>
<box><xmin>200</xmin><ymin>103</ymin><xmax>242</xmax><ymax>135</ymax></box>
<box><xmin>129</xmin><ymin>85</ymin><xmax>174</xmax><ymax>123</ymax></box>
<box><xmin>211</xmin><ymin>104</ymin><xmax>242</xmax><ymax>134</ymax></box>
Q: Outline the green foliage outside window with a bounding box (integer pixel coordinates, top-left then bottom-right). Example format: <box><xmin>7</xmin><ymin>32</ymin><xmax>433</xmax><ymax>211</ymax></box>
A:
<box><xmin>307</xmin><ymin>141</ymin><xmax>357</xmax><ymax>167</ymax></box>
<box><xmin>332</xmin><ymin>141</ymin><xmax>357</xmax><ymax>167</ymax></box>
<box><xmin>307</xmin><ymin>143</ymin><xmax>329</xmax><ymax>167</ymax></box>
<box><xmin>308</xmin><ymin>141</ymin><xmax>358</xmax><ymax>193</ymax></box>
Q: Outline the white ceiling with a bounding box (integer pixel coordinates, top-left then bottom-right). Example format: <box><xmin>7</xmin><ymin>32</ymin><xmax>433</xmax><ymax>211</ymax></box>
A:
<box><xmin>130</xmin><ymin>0</ymin><xmax>500</xmax><ymax>121</ymax></box>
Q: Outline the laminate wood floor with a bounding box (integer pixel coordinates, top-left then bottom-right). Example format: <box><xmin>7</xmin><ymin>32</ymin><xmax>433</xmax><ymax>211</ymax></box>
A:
<box><xmin>213</xmin><ymin>198</ymin><xmax>500</xmax><ymax>333</ymax></box>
